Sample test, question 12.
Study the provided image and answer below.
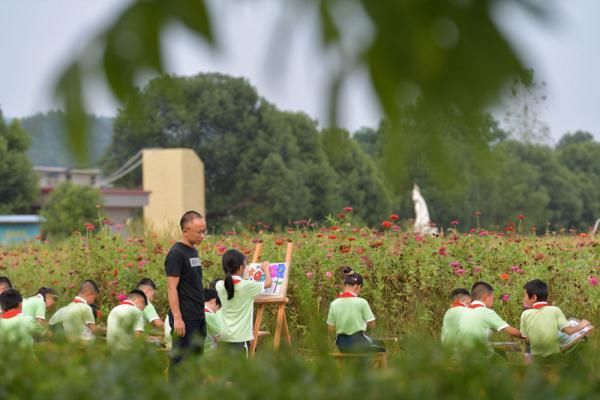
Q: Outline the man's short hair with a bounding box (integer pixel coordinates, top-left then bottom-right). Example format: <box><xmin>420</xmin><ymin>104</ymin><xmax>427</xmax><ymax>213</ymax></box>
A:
<box><xmin>128</xmin><ymin>289</ymin><xmax>148</xmax><ymax>305</ymax></box>
<box><xmin>0</xmin><ymin>276</ymin><xmax>13</xmax><ymax>289</ymax></box>
<box><xmin>180</xmin><ymin>210</ymin><xmax>204</xmax><ymax>230</ymax></box>
<box><xmin>79</xmin><ymin>280</ymin><xmax>100</xmax><ymax>295</ymax></box>
<box><xmin>136</xmin><ymin>278</ymin><xmax>157</xmax><ymax>290</ymax></box>
<box><xmin>0</xmin><ymin>288</ymin><xmax>22</xmax><ymax>311</ymax></box>
<box><xmin>523</xmin><ymin>279</ymin><xmax>549</xmax><ymax>302</ymax></box>
<box><xmin>450</xmin><ymin>288</ymin><xmax>470</xmax><ymax>300</ymax></box>
<box><xmin>471</xmin><ymin>281</ymin><xmax>494</xmax><ymax>300</ymax></box>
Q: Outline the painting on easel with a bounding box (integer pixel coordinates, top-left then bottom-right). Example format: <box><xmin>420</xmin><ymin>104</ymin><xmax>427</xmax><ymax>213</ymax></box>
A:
<box><xmin>246</xmin><ymin>262</ymin><xmax>287</xmax><ymax>297</ymax></box>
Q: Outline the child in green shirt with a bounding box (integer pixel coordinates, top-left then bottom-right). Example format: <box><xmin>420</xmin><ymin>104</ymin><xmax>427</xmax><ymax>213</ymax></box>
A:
<box><xmin>456</xmin><ymin>281</ymin><xmax>522</xmax><ymax>356</ymax></box>
<box><xmin>49</xmin><ymin>280</ymin><xmax>100</xmax><ymax>342</ymax></box>
<box><xmin>136</xmin><ymin>278</ymin><xmax>164</xmax><ymax>329</ymax></box>
<box><xmin>106</xmin><ymin>289</ymin><xmax>147</xmax><ymax>351</ymax></box>
<box><xmin>216</xmin><ymin>249</ymin><xmax>271</xmax><ymax>356</ymax></box>
<box><xmin>521</xmin><ymin>279</ymin><xmax>590</xmax><ymax>359</ymax></box>
<box><xmin>327</xmin><ymin>267</ymin><xmax>385</xmax><ymax>353</ymax></box>
<box><xmin>22</xmin><ymin>287</ymin><xmax>58</xmax><ymax>327</ymax></box>
<box><xmin>0</xmin><ymin>288</ymin><xmax>41</xmax><ymax>350</ymax></box>
<box><xmin>0</xmin><ymin>276</ymin><xmax>13</xmax><ymax>314</ymax></box>
<box><xmin>441</xmin><ymin>288</ymin><xmax>471</xmax><ymax>349</ymax></box>
<box><xmin>203</xmin><ymin>288</ymin><xmax>222</xmax><ymax>351</ymax></box>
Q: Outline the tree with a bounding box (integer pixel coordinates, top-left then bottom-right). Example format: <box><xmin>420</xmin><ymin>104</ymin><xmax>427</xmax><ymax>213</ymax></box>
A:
<box><xmin>0</xmin><ymin>109</ymin><xmax>38</xmax><ymax>214</ymax></box>
<box><xmin>40</xmin><ymin>182</ymin><xmax>103</xmax><ymax>239</ymax></box>
<box><xmin>104</xmin><ymin>73</ymin><xmax>343</xmax><ymax>228</ymax></box>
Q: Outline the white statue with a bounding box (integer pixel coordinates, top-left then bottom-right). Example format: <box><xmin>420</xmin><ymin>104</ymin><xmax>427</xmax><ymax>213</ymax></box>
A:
<box><xmin>593</xmin><ymin>218</ymin><xmax>600</xmax><ymax>235</ymax></box>
<box><xmin>412</xmin><ymin>184</ymin><xmax>438</xmax><ymax>236</ymax></box>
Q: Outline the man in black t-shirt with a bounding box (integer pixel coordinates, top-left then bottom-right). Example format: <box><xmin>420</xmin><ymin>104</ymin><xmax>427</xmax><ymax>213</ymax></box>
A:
<box><xmin>165</xmin><ymin>210</ymin><xmax>207</xmax><ymax>365</ymax></box>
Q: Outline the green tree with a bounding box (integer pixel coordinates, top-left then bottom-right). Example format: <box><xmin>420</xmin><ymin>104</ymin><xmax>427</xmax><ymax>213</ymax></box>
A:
<box><xmin>40</xmin><ymin>182</ymin><xmax>103</xmax><ymax>238</ymax></box>
<box><xmin>322</xmin><ymin>127</ymin><xmax>391</xmax><ymax>225</ymax></box>
<box><xmin>104</xmin><ymin>73</ymin><xmax>342</xmax><ymax>228</ymax></box>
<box><xmin>0</xmin><ymin>110</ymin><xmax>38</xmax><ymax>214</ymax></box>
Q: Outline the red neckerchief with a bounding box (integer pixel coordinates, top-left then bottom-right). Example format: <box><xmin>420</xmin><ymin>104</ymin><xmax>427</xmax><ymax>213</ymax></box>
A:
<box><xmin>232</xmin><ymin>275</ymin><xmax>242</xmax><ymax>285</ymax></box>
<box><xmin>337</xmin><ymin>291</ymin><xmax>358</xmax><ymax>299</ymax></box>
<box><xmin>204</xmin><ymin>307</ymin><xmax>214</xmax><ymax>314</ymax></box>
<box><xmin>72</xmin><ymin>297</ymin><xmax>87</xmax><ymax>304</ymax></box>
<box><xmin>532</xmin><ymin>302</ymin><xmax>549</xmax><ymax>309</ymax></box>
<box><xmin>0</xmin><ymin>309</ymin><xmax>21</xmax><ymax>319</ymax></box>
<box><xmin>119</xmin><ymin>300</ymin><xmax>136</xmax><ymax>307</ymax></box>
<box><xmin>469</xmin><ymin>301</ymin><xmax>485</xmax><ymax>309</ymax></box>
<box><xmin>451</xmin><ymin>301</ymin><xmax>467</xmax><ymax>308</ymax></box>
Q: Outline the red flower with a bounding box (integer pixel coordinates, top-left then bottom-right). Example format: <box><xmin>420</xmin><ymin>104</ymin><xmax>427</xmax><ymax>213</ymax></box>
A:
<box><xmin>499</xmin><ymin>273</ymin><xmax>510</xmax><ymax>281</ymax></box>
<box><xmin>328</xmin><ymin>235</ymin><xmax>337</xmax><ymax>240</ymax></box>
<box><xmin>381</xmin><ymin>221</ymin><xmax>393</xmax><ymax>229</ymax></box>
<box><xmin>516</xmin><ymin>214</ymin><xmax>525</xmax><ymax>220</ymax></box>
<box><xmin>344</xmin><ymin>206</ymin><xmax>353</xmax><ymax>212</ymax></box>
<box><xmin>389</xmin><ymin>214</ymin><xmax>399</xmax><ymax>221</ymax></box>
<box><xmin>274</xmin><ymin>239</ymin><xmax>285</xmax><ymax>246</ymax></box>
<box><xmin>450</xmin><ymin>220</ymin><xmax>459</xmax><ymax>226</ymax></box>
<box><xmin>337</xmin><ymin>213</ymin><xmax>346</xmax><ymax>219</ymax></box>
<box><xmin>474</xmin><ymin>211</ymin><xmax>481</xmax><ymax>216</ymax></box>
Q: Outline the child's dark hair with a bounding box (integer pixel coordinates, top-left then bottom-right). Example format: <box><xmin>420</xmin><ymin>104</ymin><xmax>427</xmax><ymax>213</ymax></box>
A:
<box><xmin>137</xmin><ymin>277</ymin><xmax>157</xmax><ymax>290</ymax></box>
<box><xmin>341</xmin><ymin>266</ymin><xmax>363</xmax><ymax>286</ymax></box>
<box><xmin>222</xmin><ymin>249</ymin><xmax>245</xmax><ymax>300</ymax></box>
<box><xmin>204</xmin><ymin>288</ymin><xmax>221</xmax><ymax>307</ymax></box>
<box><xmin>0</xmin><ymin>276</ymin><xmax>13</xmax><ymax>289</ymax></box>
<box><xmin>0</xmin><ymin>288</ymin><xmax>22</xmax><ymax>311</ymax></box>
<box><xmin>209</xmin><ymin>278</ymin><xmax>222</xmax><ymax>289</ymax></box>
<box><xmin>523</xmin><ymin>279</ymin><xmax>548</xmax><ymax>302</ymax></box>
<box><xmin>450</xmin><ymin>288</ymin><xmax>470</xmax><ymax>300</ymax></box>
<box><xmin>128</xmin><ymin>289</ymin><xmax>148</xmax><ymax>305</ymax></box>
<box><xmin>79</xmin><ymin>280</ymin><xmax>100</xmax><ymax>295</ymax></box>
<box><xmin>471</xmin><ymin>281</ymin><xmax>494</xmax><ymax>300</ymax></box>
<box><xmin>37</xmin><ymin>287</ymin><xmax>58</xmax><ymax>300</ymax></box>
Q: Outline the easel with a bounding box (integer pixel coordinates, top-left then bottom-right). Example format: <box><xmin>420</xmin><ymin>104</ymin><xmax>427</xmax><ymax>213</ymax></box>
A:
<box><xmin>249</xmin><ymin>241</ymin><xmax>293</xmax><ymax>356</ymax></box>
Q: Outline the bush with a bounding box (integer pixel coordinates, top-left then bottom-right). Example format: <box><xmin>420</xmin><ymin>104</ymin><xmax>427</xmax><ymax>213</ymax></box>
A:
<box><xmin>40</xmin><ymin>182</ymin><xmax>103</xmax><ymax>239</ymax></box>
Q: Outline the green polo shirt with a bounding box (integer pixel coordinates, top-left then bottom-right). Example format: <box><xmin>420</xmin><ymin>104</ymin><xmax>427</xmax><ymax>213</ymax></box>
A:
<box><xmin>205</xmin><ymin>308</ymin><xmax>223</xmax><ymax>350</ymax></box>
<box><xmin>456</xmin><ymin>302</ymin><xmax>509</xmax><ymax>352</ymax></box>
<box><xmin>441</xmin><ymin>305</ymin><xmax>469</xmax><ymax>348</ymax></box>
<box><xmin>143</xmin><ymin>302</ymin><xmax>160</xmax><ymax>324</ymax></box>
<box><xmin>520</xmin><ymin>304</ymin><xmax>568</xmax><ymax>357</ymax></box>
<box><xmin>216</xmin><ymin>278</ymin><xmax>263</xmax><ymax>342</ymax></box>
<box><xmin>0</xmin><ymin>312</ymin><xmax>40</xmax><ymax>350</ymax></box>
<box><xmin>22</xmin><ymin>294</ymin><xmax>46</xmax><ymax>320</ymax></box>
<box><xmin>106</xmin><ymin>302</ymin><xmax>144</xmax><ymax>350</ymax></box>
<box><xmin>58</xmin><ymin>298</ymin><xmax>96</xmax><ymax>342</ymax></box>
<box><xmin>327</xmin><ymin>294</ymin><xmax>376</xmax><ymax>335</ymax></box>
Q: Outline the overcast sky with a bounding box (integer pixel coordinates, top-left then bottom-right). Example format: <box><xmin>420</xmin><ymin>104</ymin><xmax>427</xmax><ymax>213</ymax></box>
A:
<box><xmin>0</xmin><ymin>0</ymin><xmax>599</xmax><ymax>143</ymax></box>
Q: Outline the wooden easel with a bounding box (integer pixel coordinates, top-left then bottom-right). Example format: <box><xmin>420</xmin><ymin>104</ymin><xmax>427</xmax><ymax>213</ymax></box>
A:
<box><xmin>249</xmin><ymin>241</ymin><xmax>293</xmax><ymax>356</ymax></box>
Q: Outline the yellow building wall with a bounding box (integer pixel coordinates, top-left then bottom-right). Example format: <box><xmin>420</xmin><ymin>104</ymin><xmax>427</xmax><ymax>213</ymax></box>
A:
<box><xmin>142</xmin><ymin>148</ymin><xmax>205</xmax><ymax>234</ymax></box>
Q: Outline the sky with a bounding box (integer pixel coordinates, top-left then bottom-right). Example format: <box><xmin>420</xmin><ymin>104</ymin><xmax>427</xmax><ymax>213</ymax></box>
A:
<box><xmin>0</xmin><ymin>0</ymin><xmax>599</xmax><ymax>143</ymax></box>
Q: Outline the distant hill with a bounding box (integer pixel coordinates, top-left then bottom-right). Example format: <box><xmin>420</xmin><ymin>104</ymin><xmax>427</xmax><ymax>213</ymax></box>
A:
<box><xmin>19</xmin><ymin>111</ymin><xmax>113</xmax><ymax>168</ymax></box>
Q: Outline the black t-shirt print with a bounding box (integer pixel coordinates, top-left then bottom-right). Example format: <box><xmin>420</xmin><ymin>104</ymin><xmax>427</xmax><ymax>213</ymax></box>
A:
<box><xmin>164</xmin><ymin>241</ymin><xmax>205</xmax><ymax>321</ymax></box>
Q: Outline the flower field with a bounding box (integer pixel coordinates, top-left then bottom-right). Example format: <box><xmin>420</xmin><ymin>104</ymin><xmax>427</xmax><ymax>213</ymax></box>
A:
<box><xmin>2</xmin><ymin>214</ymin><xmax>600</xmax><ymax>398</ymax></box>
<box><xmin>2</xmin><ymin>215</ymin><xmax>599</xmax><ymax>350</ymax></box>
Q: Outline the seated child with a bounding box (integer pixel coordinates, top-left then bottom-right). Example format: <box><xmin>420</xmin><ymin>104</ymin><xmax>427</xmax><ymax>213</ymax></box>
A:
<box><xmin>456</xmin><ymin>281</ymin><xmax>522</xmax><ymax>356</ymax></box>
<box><xmin>0</xmin><ymin>276</ymin><xmax>13</xmax><ymax>314</ymax></box>
<box><xmin>441</xmin><ymin>288</ymin><xmax>471</xmax><ymax>349</ymax></box>
<box><xmin>204</xmin><ymin>287</ymin><xmax>222</xmax><ymax>351</ymax></box>
<box><xmin>215</xmin><ymin>249</ymin><xmax>272</xmax><ymax>356</ymax></box>
<box><xmin>136</xmin><ymin>278</ymin><xmax>164</xmax><ymax>329</ymax></box>
<box><xmin>0</xmin><ymin>288</ymin><xmax>41</xmax><ymax>350</ymax></box>
<box><xmin>106</xmin><ymin>289</ymin><xmax>147</xmax><ymax>350</ymax></box>
<box><xmin>49</xmin><ymin>280</ymin><xmax>100</xmax><ymax>342</ymax></box>
<box><xmin>22</xmin><ymin>287</ymin><xmax>58</xmax><ymax>326</ymax></box>
<box><xmin>327</xmin><ymin>267</ymin><xmax>385</xmax><ymax>353</ymax></box>
<box><xmin>521</xmin><ymin>279</ymin><xmax>591</xmax><ymax>359</ymax></box>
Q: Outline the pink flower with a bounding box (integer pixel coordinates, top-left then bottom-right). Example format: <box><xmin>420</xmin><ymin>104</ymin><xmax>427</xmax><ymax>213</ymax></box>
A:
<box><xmin>344</xmin><ymin>206</ymin><xmax>353</xmax><ymax>213</ymax></box>
<box><xmin>117</xmin><ymin>293</ymin><xmax>127</xmax><ymax>302</ymax></box>
<box><xmin>454</xmin><ymin>268</ymin><xmax>466</xmax><ymax>277</ymax></box>
<box><xmin>306</xmin><ymin>272</ymin><xmax>314</xmax><ymax>279</ymax></box>
<box><xmin>472</xmin><ymin>266</ymin><xmax>482</xmax><ymax>274</ymax></box>
<box><xmin>450</xmin><ymin>220</ymin><xmax>459</xmax><ymax>226</ymax></box>
<box><xmin>325</xmin><ymin>271</ymin><xmax>333</xmax><ymax>279</ymax></box>
<box><xmin>517</xmin><ymin>214</ymin><xmax>525</xmax><ymax>220</ymax></box>
<box><xmin>511</xmin><ymin>265</ymin><xmax>520</xmax><ymax>272</ymax></box>
<box><xmin>588</xmin><ymin>276</ymin><xmax>598</xmax><ymax>287</ymax></box>
<box><xmin>449</xmin><ymin>261</ymin><xmax>461</xmax><ymax>269</ymax></box>
<box><xmin>479</xmin><ymin>230</ymin><xmax>489</xmax><ymax>236</ymax></box>
<box><xmin>138</xmin><ymin>260</ymin><xmax>147</xmax><ymax>268</ymax></box>
<box><xmin>501</xmin><ymin>294</ymin><xmax>510</xmax><ymax>302</ymax></box>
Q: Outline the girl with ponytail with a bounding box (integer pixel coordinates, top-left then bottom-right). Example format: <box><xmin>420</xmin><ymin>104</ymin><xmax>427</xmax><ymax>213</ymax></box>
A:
<box><xmin>215</xmin><ymin>249</ymin><xmax>272</xmax><ymax>355</ymax></box>
<box><xmin>327</xmin><ymin>266</ymin><xmax>385</xmax><ymax>353</ymax></box>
